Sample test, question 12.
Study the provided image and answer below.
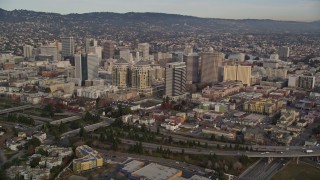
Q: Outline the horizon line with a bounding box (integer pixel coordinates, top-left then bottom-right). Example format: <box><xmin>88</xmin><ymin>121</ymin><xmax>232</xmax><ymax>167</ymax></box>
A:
<box><xmin>1</xmin><ymin>8</ymin><xmax>319</xmax><ymax>23</ymax></box>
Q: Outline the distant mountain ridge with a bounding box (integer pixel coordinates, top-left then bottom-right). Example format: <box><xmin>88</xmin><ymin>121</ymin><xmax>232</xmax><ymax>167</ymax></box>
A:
<box><xmin>0</xmin><ymin>8</ymin><xmax>319</xmax><ymax>39</ymax></box>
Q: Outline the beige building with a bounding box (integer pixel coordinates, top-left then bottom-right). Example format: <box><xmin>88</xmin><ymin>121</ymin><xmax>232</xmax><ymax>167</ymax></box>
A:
<box><xmin>112</xmin><ymin>58</ymin><xmax>130</xmax><ymax>88</ymax></box>
<box><xmin>131</xmin><ymin>61</ymin><xmax>152</xmax><ymax>95</ymax></box>
<box><xmin>223</xmin><ymin>65</ymin><xmax>252</xmax><ymax>86</ymax></box>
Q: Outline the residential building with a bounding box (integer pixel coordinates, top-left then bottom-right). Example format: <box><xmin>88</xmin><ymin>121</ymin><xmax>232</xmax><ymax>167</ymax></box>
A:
<box><xmin>298</xmin><ymin>75</ymin><xmax>315</xmax><ymax>89</ymax></box>
<box><xmin>131</xmin><ymin>61</ymin><xmax>152</xmax><ymax>95</ymax></box>
<box><xmin>112</xmin><ymin>58</ymin><xmax>130</xmax><ymax>88</ymax></box>
<box><xmin>23</xmin><ymin>45</ymin><xmax>33</xmax><ymax>58</ymax></box>
<box><xmin>202</xmin><ymin>81</ymin><xmax>243</xmax><ymax>100</ymax></box>
<box><xmin>278</xmin><ymin>46</ymin><xmax>290</xmax><ymax>58</ymax></box>
<box><xmin>243</xmin><ymin>98</ymin><xmax>281</xmax><ymax>115</ymax></box>
<box><xmin>138</xmin><ymin>43</ymin><xmax>150</xmax><ymax>61</ymax></box>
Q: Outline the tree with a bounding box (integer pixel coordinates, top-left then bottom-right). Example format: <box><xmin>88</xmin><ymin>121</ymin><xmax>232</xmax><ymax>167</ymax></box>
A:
<box><xmin>181</xmin><ymin>149</ymin><xmax>185</xmax><ymax>155</ymax></box>
<box><xmin>210</xmin><ymin>134</ymin><xmax>215</xmax><ymax>141</ymax></box>
<box><xmin>36</xmin><ymin>148</ymin><xmax>48</xmax><ymax>156</ymax></box>
<box><xmin>157</xmin><ymin>126</ymin><xmax>160</xmax><ymax>134</ymax></box>
<box><xmin>30</xmin><ymin>157</ymin><xmax>41</xmax><ymax>168</ymax></box>
<box><xmin>79</xmin><ymin>127</ymin><xmax>87</xmax><ymax>138</ymax></box>
<box><xmin>168</xmin><ymin>136</ymin><xmax>173</xmax><ymax>144</ymax></box>
<box><xmin>245</xmin><ymin>54</ymin><xmax>250</xmax><ymax>60</ymax></box>
<box><xmin>233</xmin><ymin>161</ymin><xmax>243</xmax><ymax>171</ymax></box>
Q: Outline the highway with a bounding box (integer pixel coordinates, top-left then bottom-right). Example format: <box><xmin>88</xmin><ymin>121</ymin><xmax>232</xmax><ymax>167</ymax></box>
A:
<box><xmin>60</xmin><ymin>118</ymin><xmax>114</xmax><ymax>138</ymax></box>
<box><xmin>50</xmin><ymin>116</ymin><xmax>81</xmax><ymax>125</ymax></box>
<box><xmin>0</xmin><ymin>105</ymin><xmax>33</xmax><ymax>115</ymax></box>
<box><xmin>120</xmin><ymin>139</ymin><xmax>320</xmax><ymax>158</ymax></box>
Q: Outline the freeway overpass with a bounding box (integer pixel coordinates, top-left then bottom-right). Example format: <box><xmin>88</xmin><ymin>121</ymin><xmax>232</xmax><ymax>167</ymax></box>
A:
<box><xmin>60</xmin><ymin>118</ymin><xmax>115</xmax><ymax>138</ymax></box>
<box><xmin>50</xmin><ymin>116</ymin><xmax>81</xmax><ymax>125</ymax></box>
<box><xmin>0</xmin><ymin>105</ymin><xmax>33</xmax><ymax>115</ymax></box>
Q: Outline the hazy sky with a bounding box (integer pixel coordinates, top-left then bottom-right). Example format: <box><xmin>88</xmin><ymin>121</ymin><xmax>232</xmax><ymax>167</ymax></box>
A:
<box><xmin>1</xmin><ymin>0</ymin><xmax>320</xmax><ymax>21</ymax></box>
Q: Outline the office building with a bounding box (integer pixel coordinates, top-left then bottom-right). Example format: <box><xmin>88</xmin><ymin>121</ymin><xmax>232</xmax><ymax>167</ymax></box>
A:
<box><xmin>278</xmin><ymin>46</ymin><xmax>290</xmax><ymax>58</ymax></box>
<box><xmin>23</xmin><ymin>45</ymin><xmax>33</xmax><ymax>58</ymax></box>
<box><xmin>131</xmin><ymin>61</ymin><xmax>152</xmax><ymax>95</ymax></box>
<box><xmin>238</xmin><ymin>53</ymin><xmax>245</xmax><ymax>62</ymax></box>
<box><xmin>223</xmin><ymin>65</ymin><xmax>252</xmax><ymax>86</ymax></box>
<box><xmin>288</xmin><ymin>75</ymin><xmax>299</xmax><ymax>88</ymax></box>
<box><xmin>138</xmin><ymin>43</ymin><xmax>150</xmax><ymax>61</ymax></box>
<box><xmin>40</xmin><ymin>45</ymin><xmax>58</xmax><ymax>61</ymax></box>
<box><xmin>270</xmin><ymin>54</ymin><xmax>279</xmax><ymax>60</ymax></box>
<box><xmin>165</xmin><ymin>62</ymin><xmax>186</xmax><ymax>99</ymax></box>
<box><xmin>265</xmin><ymin>68</ymin><xmax>287</xmax><ymax>80</ymax></box>
<box><xmin>120</xmin><ymin>48</ymin><xmax>132</xmax><ymax>62</ymax></box>
<box><xmin>87</xmin><ymin>53</ymin><xmax>100</xmax><ymax>80</ymax></box>
<box><xmin>75</xmin><ymin>53</ymin><xmax>88</xmax><ymax>83</ymax></box>
<box><xmin>112</xmin><ymin>58</ymin><xmax>130</xmax><ymax>88</ymax></box>
<box><xmin>103</xmin><ymin>40</ymin><xmax>115</xmax><ymax>59</ymax></box>
<box><xmin>183</xmin><ymin>53</ymin><xmax>200</xmax><ymax>84</ymax></box>
<box><xmin>88</xmin><ymin>46</ymin><xmax>102</xmax><ymax>60</ymax></box>
<box><xmin>61</xmin><ymin>37</ymin><xmax>74</xmax><ymax>57</ymax></box>
<box><xmin>200</xmin><ymin>50</ymin><xmax>224</xmax><ymax>85</ymax></box>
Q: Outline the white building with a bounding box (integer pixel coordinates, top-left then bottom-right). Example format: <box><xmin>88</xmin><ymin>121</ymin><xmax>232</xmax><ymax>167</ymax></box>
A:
<box><xmin>76</xmin><ymin>85</ymin><xmax>118</xmax><ymax>99</ymax></box>
<box><xmin>23</xmin><ymin>45</ymin><xmax>33</xmax><ymax>58</ymax></box>
<box><xmin>40</xmin><ymin>45</ymin><xmax>58</xmax><ymax>61</ymax></box>
<box><xmin>61</xmin><ymin>37</ymin><xmax>74</xmax><ymax>57</ymax></box>
<box><xmin>138</xmin><ymin>43</ymin><xmax>150</xmax><ymax>61</ymax></box>
<box><xmin>87</xmin><ymin>53</ymin><xmax>100</xmax><ymax>80</ymax></box>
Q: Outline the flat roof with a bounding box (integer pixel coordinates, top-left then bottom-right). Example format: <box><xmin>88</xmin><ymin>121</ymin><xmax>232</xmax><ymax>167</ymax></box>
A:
<box><xmin>122</xmin><ymin>160</ymin><xmax>144</xmax><ymax>173</ymax></box>
<box><xmin>132</xmin><ymin>163</ymin><xmax>181</xmax><ymax>180</ymax></box>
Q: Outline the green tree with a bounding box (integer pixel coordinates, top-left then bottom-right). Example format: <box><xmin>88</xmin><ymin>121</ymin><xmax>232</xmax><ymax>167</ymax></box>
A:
<box><xmin>30</xmin><ymin>157</ymin><xmax>41</xmax><ymax>168</ymax></box>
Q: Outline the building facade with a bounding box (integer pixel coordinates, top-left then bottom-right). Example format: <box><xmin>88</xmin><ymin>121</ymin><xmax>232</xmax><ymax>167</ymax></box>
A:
<box><xmin>112</xmin><ymin>58</ymin><xmax>130</xmax><ymax>88</ymax></box>
<box><xmin>223</xmin><ymin>65</ymin><xmax>252</xmax><ymax>86</ymax></box>
<box><xmin>183</xmin><ymin>53</ymin><xmax>200</xmax><ymax>84</ymax></box>
<box><xmin>200</xmin><ymin>51</ymin><xmax>224</xmax><ymax>85</ymax></box>
<box><xmin>61</xmin><ymin>37</ymin><xmax>74</xmax><ymax>57</ymax></box>
<box><xmin>165</xmin><ymin>62</ymin><xmax>186</xmax><ymax>99</ymax></box>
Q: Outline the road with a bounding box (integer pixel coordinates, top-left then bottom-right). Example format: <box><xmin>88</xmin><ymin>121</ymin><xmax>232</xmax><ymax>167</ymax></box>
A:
<box><xmin>60</xmin><ymin>118</ymin><xmax>115</xmax><ymax>138</ymax></box>
<box><xmin>120</xmin><ymin>139</ymin><xmax>320</xmax><ymax>158</ymax></box>
<box><xmin>50</xmin><ymin>116</ymin><xmax>81</xmax><ymax>125</ymax></box>
<box><xmin>0</xmin><ymin>105</ymin><xmax>33</xmax><ymax>115</ymax></box>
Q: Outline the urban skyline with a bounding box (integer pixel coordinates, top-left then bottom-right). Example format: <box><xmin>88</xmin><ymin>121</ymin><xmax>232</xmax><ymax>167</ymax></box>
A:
<box><xmin>1</xmin><ymin>0</ymin><xmax>320</xmax><ymax>21</ymax></box>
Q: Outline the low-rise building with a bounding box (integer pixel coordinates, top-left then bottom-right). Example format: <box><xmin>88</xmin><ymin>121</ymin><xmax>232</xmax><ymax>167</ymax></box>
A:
<box><xmin>73</xmin><ymin>145</ymin><xmax>103</xmax><ymax>173</ymax></box>
<box><xmin>243</xmin><ymin>98</ymin><xmax>281</xmax><ymax>115</ymax></box>
<box><xmin>202</xmin><ymin>127</ymin><xmax>236</xmax><ymax>140</ymax></box>
<box><xmin>131</xmin><ymin>163</ymin><xmax>182</xmax><ymax>180</ymax></box>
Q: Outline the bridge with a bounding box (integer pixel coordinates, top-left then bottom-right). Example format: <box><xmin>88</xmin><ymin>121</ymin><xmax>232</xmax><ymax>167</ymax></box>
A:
<box><xmin>0</xmin><ymin>105</ymin><xmax>33</xmax><ymax>115</ymax></box>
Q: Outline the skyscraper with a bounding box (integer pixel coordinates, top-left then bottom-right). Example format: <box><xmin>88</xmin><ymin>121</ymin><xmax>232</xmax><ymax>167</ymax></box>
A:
<box><xmin>200</xmin><ymin>50</ymin><xmax>224</xmax><ymax>85</ymax></box>
<box><xmin>165</xmin><ymin>62</ymin><xmax>186</xmax><ymax>99</ymax></box>
<box><xmin>23</xmin><ymin>45</ymin><xmax>33</xmax><ymax>58</ymax></box>
<box><xmin>61</xmin><ymin>37</ymin><xmax>75</xmax><ymax>57</ymax></box>
<box><xmin>138</xmin><ymin>43</ymin><xmax>150</xmax><ymax>61</ymax></box>
<box><xmin>112</xmin><ymin>58</ymin><xmax>130</xmax><ymax>88</ymax></box>
<box><xmin>88</xmin><ymin>46</ymin><xmax>102</xmax><ymax>61</ymax></box>
<box><xmin>278</xmin><ymin>46</ymin><xmax>290</xmax><ymax>59</ymax></box>
<box><xmin>223</xmin><ymin>65</ymin><xmax>252</xmax><ymax>86</ymax></box>
<box><xmin>103</xmin><ymin>40</ymin><xmax>115</xmax><ymax>59</ymax></box>
<box><xmin>75</xmin><ymin>53</ymin><xmax>88</xmax><ymax>83</ymax></box>
<box><xmin>183</xmin><ymin>53</ymin><xmax>200</xmax><ymax>84</ymax></box>
<box><xmin>87</xmin><ymin>53</ymin><xmax>100</xmax><ymax>80</ymax></box>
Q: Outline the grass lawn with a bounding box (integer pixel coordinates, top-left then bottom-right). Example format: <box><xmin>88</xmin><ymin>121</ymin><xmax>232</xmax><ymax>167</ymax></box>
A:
<box><xmin>271</xmin><ymin>162</ymin><xmax>320</xmax><ymax>180</ymax></box>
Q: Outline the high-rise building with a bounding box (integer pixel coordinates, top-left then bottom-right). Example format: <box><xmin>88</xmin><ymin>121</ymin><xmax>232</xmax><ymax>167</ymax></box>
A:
<box><xmin>238</xmin><ymin>53</ymin><xmax>245</xmax><ymax>62</ymax></box>
<box><xmin>200</xmin><ymin>51</ymin><xmax>224</xmax><ymax>85</ymax></box>
<box><xmin>61</xmin><ymin>37</ymin><xmax>75</xmax><ymax>57</ymax></box>
<box><xmin>131</xmin><ymin>61</ymin><xmax>152</xmax><ymax>95</ymax></box>
<box><xmin>112</xmin><ymin>58</ymin><xmax>130</xmax><ymax>88</ymax></box>
<box><xmin>23</xmin><ymin>45</ymin><xmax>33</xmax><ymax>58</ymax></box>
<box><xmin>298</xmin><ymin>75</ymin><xmax>315</xmax><ymax>89</ymax></box>
<box><xmin>183</xmin><ymin>53</ymin><xmax>200</xmax><ymax>84</ymax></box>
<box><xmin>40</xmin><ymin>45</ymin><xmax>58</xmax><ymax>61</ymax></box>
<box><xmin>119</xmin><ymin>48</ymin><xmax>132</xmax><ymax>62</ymax></box>
<box><xmin>165</xmin><ymin>62</ymin><xmax>186</xmax><ymax>99</ymax></box>
<box><xmin>75</xmin><ymin>53</ymin><xmax>88</xmax><ymax>83</ymax></box>
<box><xmin>85</xmin><ymin>38</ymin><xmax>92</xmax><ymax>53</ymax></box>
<box><xmin>223</xmin><ymin>65</ymin><xmax>252</xmax><ymax>86</ymax></box>
<box><xmin>88</xmin><ymin>46</ymin><xmax>102</xmax><ymax>61</ymax></box>
<box><xmin>278</xmin><ymin>46</ymin><xmax>290</xmax><ymax>59</ymax></box>
<box><xmin>87</xmin><ymin>53</ymin><xmax>100</xmax><ymax>80</ymax></box>
<box><xmin>103</xmin><ymin>40</ymin><xmax>115</xmax><ymax>59</ymax></box>
<box><xmin>138</xmin><ymin>43</ymin><xmax>150</xmax><ymax>61</ymax></box>
<box><xmin>270</xmin><ymin>54</ymin><xmax>279</xmax><ymax>60</ymax></box>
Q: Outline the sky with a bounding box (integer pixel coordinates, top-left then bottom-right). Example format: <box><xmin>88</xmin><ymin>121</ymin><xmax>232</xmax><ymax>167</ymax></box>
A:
<box><xmin>1</xmin><ymin>0</ymin><xmax>320</xmax><ymax>21</ymax></box>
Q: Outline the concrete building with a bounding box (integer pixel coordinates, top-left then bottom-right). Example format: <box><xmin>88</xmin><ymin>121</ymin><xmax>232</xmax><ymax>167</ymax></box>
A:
<box><xmin>138</xmin><ymin>43</ymin><xmax>150</xmax><ymax>61</ymax></box>
<box><xmin>265</xmin><ymin>68</ymin><xmax>287</xmax><ymax>80</ymax></box>
<box><xmin>87</xmin><ymin>53</ymin><xmax>100</xmax><ymax>80</ymax></box>
<box><xmin>200</xmin><ymin>50</ymin><xmax>224</xmax><ymax>85</ymax></box>
<box><xmin>131</xmin><ymin>163</ymin><xmax>182</xmax><ymax>180</ymax></box>
<box><xmin>88</xmin><ymin>46</ymin><xmax>102</xmax><ymax>61</ymax></box>
<box><xmin>112</xmin><ymin>58</ymin><xmax>130</xmax><ymax>88</ymax></box>
<box><xmin>243</xmin><ymin>98</ymin><xmax>281</xmax><ymax>115</ymax></box>
<box><xmin>165</xmin><ymin>62</ymin><xmax>186</xmax><ymax>99</ymax></box>
<box><xmin>40</xmin><ymin>45</ymin><xmax>58</xmax><ymax>61</ymax></box>
<box><xmin>77</xmin><ymin>85</ymin><xmax>118</xmax><ymax>99</ymax></box>
<box><xmin>202</xmin><ymin>81</ymin><xmax>243</xmax><ymax>100</ymax></box>
<box><xmin>288</xmin><ymin>75</ymin><xmax>299</xmax><ymax>88</ymax></box>
<box><xmin>131</xmin><ymin>61</ymin><xmax>152</xmax><ymax>95</ymax></box>
<box><xmin>183</xmin><ymin>53</ymin><xmax>200</xmax><ymax>84</ymax></box>
<box><xmin>103</xmin><ymin>40</ymin><xmax>115</xmax><ymax>59</ymax></box>
<box><xmin>23</xmin><ymin>45</ymin><xmax>33</xmax><ymax>58</ymax></box>
<box><xmin>278</xmin><ymin>46</ymin><xmax>290</xmax><ymax>58</ymax></box>
<box><xmin>263</xmin><ymin>60</ymin><xmax>279</xmax><ymax>69</ymax></box>
<box><xmin>270</xmin><ymin>53</ymin><xmax>279</xmax><ymax>60</ymax></box>
<box><xmin>120</xmin><ymin>48</ymin><xmax>132</xmax><ymax>62</ymax></box>
<box><xmin>61</xmin><ymin>37</ymin><xmax>74</xmax><ymax>57</ymax></box>
<box><xmin>298</xmin><ymin>75</ymin><xmax>315</xmax><ymax>89</ymax></box>
<box><xmin>223</xmin><ymin>65</ymin><xmax>252</xmax><ymax>86</ymax></box>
